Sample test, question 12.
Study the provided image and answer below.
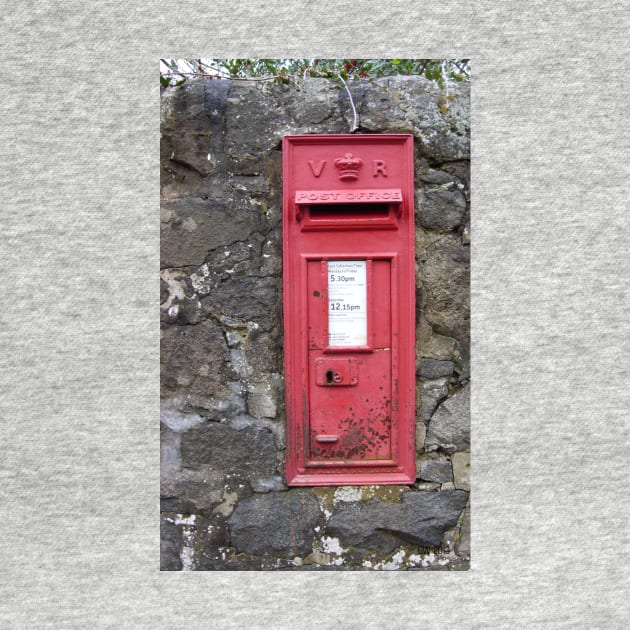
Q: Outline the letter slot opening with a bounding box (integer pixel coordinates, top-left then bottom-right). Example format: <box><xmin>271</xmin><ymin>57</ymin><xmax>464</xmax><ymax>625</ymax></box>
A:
<box><xmin>308</xmin><ymin>203</ymin><xmax>389</xmax><ymax>218</ymax></box>
<box><xmin>301</xmin><ymin>203</ymin><xmax>399</xmax><ymax>230</ymax></box>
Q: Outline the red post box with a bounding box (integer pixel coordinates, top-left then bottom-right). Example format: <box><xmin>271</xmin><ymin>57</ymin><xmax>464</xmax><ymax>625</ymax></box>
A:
<box><xmin>283</xmin><ymin>134</ymin><xmax>416</xmax><ymax>486</ymax></box>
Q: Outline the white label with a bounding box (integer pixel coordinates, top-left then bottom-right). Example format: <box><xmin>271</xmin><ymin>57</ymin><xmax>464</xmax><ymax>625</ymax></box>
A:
<box><xmin>328</xmin><ymin>260</ymin><xmax>367</xmax><ymax>347</ymax></box>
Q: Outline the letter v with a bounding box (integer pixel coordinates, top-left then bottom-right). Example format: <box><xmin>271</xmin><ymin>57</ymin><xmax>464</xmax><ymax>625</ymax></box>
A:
<box><xmin>308</xmin><ymin>160</ymin><xmax>326</xmax><ymax>177</ymax></box>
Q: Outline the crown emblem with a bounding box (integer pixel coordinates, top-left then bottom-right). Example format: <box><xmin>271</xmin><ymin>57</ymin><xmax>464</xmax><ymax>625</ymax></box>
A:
<box><xmin>334</xmin><ymin>153</ymin><xmax>363</xmax><ymax>181</ymax></box>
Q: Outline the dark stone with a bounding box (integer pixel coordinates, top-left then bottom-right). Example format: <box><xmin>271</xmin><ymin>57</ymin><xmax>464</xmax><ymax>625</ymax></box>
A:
<box><xmin>202</xmin><ymin>276</ymin><xmax>279</xmax><ymax>332</ymax></box>
<box><xmin>160</xmin><ymin>278</ymin><xmax>169</xmax><ymax>304</ymax></box>
<box><xmin>187</xmin><ymin>515</ymin><xmax>231</xmax><ymax>570</ymax></box>
<box><xmin>203</xmin><ymin>236</ymin><xmax>265</xmax><ymax>284</ymax></box>
<box><xmin>419</xmin><ymin>459</ymin><xmax>453</xmax><ymax>483</ymax></box>
<box><xmin>203</xmin><ymin>79</ymin><xmax>232</xmax><ymax>128</ymax></box>
<box><xmin>419</xmin><ymin>358</ymin><xmax>455</xmax><ymax>379</ymax></box>
<box><xmin>418</xmin><ymin>168</ymin><xmax>454</xmax><ymax>185</ymax></box>
<box><xmin>181</xmin><ymin>420</ymin><xmax>277</xmax><ymax>477</ymax></box>
<box><xmin>160</xmin><ymin>515</ymin><xmax>182</xmax><ymax>571</ymax></box>
<box><xmin>224</xmin><ymin>83</ymin><xmax>293</xmax><ymax>175</ymax></box>
<box><xmin>160</xmin><ymin>319</ymin><xmax>231</xmax><ymax>398</ymax></box>
<box><xmin>160</xmin><ymin>468</ymin><xmax>226</xmax><ymax>513</ymax></box>
<box><xmin>326</xmin><ymin>490</ymin><xmax>469</xmax><ymax>551</ymax></box>
<box><xmin>160</xmin><ymin>496</ymin><xmax>197</xmax><ymax>514</ymax></box>
<box><xmin>163</xmin><ymin>81</ymin><xmax>214</xmax><ymax>177</ymax></box>
<box><xmin>161</xmin><ymin>296</ymin><xmax>204</xmax><ymax>325</ymax></box>
<box><xmin>161</xmin><ymin>196</ymin><xmax>262</xmax><ymax>268</ymax></box>
<box><xmin>229</xmin><ymin>175</ymin><xmax>270</xmax><ymax>195</ymax></box>
<box><xmin>440</xmin><ymin>161</ymin><xmax>470</xmax><ymax>190</ymax></box>
<box><xmin>241</xmin><ymin>328</ymin><xmax>282</xmax><ymax>375</ymax></box>
<box><xmin>422</xmin><ymin>233</ymin><xmax>470</xmax><ymax>341</ymax></box>
<box><xmin>325</xmin><ymin>499</ymin><xmax>402</xmax><ymax>554</ymax></box>
<box><xmin>417</xmin><ymin>185</ymin><xmax>467</xmax><ymax>231</ymax></box>
<box><xmin>286</xmin><ymin>78</ymin><xmax>342</xmax><ymax>126</ymax></box>
<box><xmin>227</xmin><ymin>489</ymin><xmax>321</xmax><ymax>558</ymax></box>
<box><xmin>391</xmin><ymin>491</ymin><xmax>469</xmax><ymax>547</ymax></box>
<box><xmin>419</xmin><ymin>377</ymin><xmax>449</xmax><ymax>421</ymax></box>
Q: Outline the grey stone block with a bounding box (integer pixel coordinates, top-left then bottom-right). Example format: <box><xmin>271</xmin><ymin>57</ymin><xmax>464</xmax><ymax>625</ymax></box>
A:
<box><xmin>426</xmin><ymin>385</ymin><xmax>470</xmax><ymax>454</ymax></box>
<box><xmin>417</xmin><ymin>185</ymin><xmax>467</xmax><ymax>231</ymax></box>
<box><xmin>419</xmin><ymin>358</ymin><xmax>455</xmax><ymax>379</ymax></box>
<box><xmin>160</xmin><ymin>318</ymin><xmax>231</xmax><ymax>397</ymax></box>
<box><xmin>359</xmin><ymin>76</ymin><xmax>470</xmax><ymax>161</ymax></box>
<box><xmin>326</xmin><ymin>490</ymin><xmax>469</xmax><ymax>551</ymax></box>
<box><xmin>160</xmin><ymin>467</ymin><xmax>225</xmax><ymax>513</ymax></box>
<box><xmin>160</xmin><ymin>515</ymin><xmax>183</xmax><ymax>571</ymax></box>
<box><xmin>452</xmin><ymin>452</ymin><xmax>471</xmax><ymax>491</ymax></box>
<box><xmin>455</xmin><ymin>502</ymin><xmax>471</xmax><ymax>557</ymax></box>
<box><xmin>227</xmin><ymin>489</ymin><xmax>321</xmax><ymax>557</ymax></box>
<box><xmin>181</xmin><ymin>421</ymin><xmax>277</xmax><ymax>477</ymax></box>
<box><xmin>161</xmin><ymin>197</ymin><xmax>262</xmax><ymax>268</ymax></box>
<box><xmin>422</xmin><ymin>233</ymin><xmax>470</xmax><ymax>341</ymax></box>
<box><xmin>419</xmin><ymin>377</ymin><xmax>449</xmax><ymax>421</ymax></box>
<box><xmin>419</xmin><ymin>458</ymin><xmax>453</xmax><ymax>483</ymax></box>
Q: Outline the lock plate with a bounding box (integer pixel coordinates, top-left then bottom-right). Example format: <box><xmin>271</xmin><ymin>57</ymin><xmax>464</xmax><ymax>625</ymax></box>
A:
<box><xmin>315</xmin><ymin>357</ymin><xmax>358</xmax><ymax>386</ymax></box>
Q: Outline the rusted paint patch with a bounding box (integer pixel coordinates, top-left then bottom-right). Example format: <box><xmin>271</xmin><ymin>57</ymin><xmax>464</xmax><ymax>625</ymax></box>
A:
<box><xmin>309</xmin><ymin>415</ymin><xmax>391</xmax><ymax>460</ymax></box>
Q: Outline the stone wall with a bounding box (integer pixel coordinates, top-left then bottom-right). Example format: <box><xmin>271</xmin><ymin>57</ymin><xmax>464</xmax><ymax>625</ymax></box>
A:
<box><xmin>160</xmin><ymin>76</ymin><xmax>470</xmax><ymax>570</ymax></box>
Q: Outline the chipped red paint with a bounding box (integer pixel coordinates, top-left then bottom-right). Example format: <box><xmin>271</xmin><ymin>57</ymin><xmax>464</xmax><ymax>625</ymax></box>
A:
<box><xmin>283</xmin><ymin>135</ymin><xmax>416</xmax><ymax>486</ymax></box>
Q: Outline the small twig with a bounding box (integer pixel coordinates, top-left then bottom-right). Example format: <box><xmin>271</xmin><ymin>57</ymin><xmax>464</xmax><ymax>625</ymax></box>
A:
<box><xmin>454</xmin><ymin>61</ymin><xmax>470</xmax><ymax>78</ymax></box>
<box><xmin>336</xmin><ymin>72</ymin><xmax>359</xmax><ymax>132</ymax></box>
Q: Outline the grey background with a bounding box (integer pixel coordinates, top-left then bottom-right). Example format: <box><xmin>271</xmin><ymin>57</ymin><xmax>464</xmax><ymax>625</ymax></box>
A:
<box><xmin>1</xmin><ymin>1</ymin><xmax>629</xmax><ymax>627</ymax></box>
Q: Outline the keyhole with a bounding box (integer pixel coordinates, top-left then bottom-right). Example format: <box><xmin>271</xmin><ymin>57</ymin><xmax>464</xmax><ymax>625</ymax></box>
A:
<box><xmin>325</xmin><ymin>369</ymin><xmax>334</xmax><ymax>384</ymax></box>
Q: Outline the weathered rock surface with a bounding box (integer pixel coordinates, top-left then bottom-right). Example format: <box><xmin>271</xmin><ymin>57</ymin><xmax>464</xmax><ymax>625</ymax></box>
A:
<box><xmin>160</xmin><ymin>467</ymin><xmax>226</xmax><ymax>513</ymax></box>
<box><xmin>455</xmin><ymin>502</ymin><xmax>471</xmax><ymax>557</ymax></box>
<box><xmin>422</xmin><ymin>233</ymin><xmax>470</xmax><ymax>341</ymax></box>
<box><xmin>419</xmin><ymin>377</ymin><xmax>449</xmax><ymax>421</ymax></box>
<box><xmin>419</xmin><ymin>358</ymin><xmax>455</xmax><ymax>379</ymax></box>
<box><xmin>181</xmin><ymin>420</ymin><xmax>277</xmax><ymax>477</ymax></box>
<box><xmin>418</xmin><ymin>458</ymin><xmax>453</xmax><ymax>483</ymax></box>
<box><xmin>326</xmin><ymin>490</ymin><xmax>469</xmax><ymax>551</ymax></box>
<box><xmin>426</xmin><ymin>385</ymin><xmax>470</xmax><ymax>454</ymax></box>
<box><xmin>452</xmin><ymin>452</ymin><xmax>471</xmax><ymax>491</ymax></box>
<box><xmin>360</xmin><ymin>76</ymin><xmax>470</xmax><ymax>161</ymax></box>
<box><xmin>160</xmin><ymin>515</ymin><xmax>183</xmax><ymax>571</ymax></box>
<box><xmin>227</xmin><ymin>489</ymin><xmax>321</xmax><ymax>557</ymax></box>
<box><xmin>161</xmin><ymin>197</ymin><xmax>262</xmax><ymax>268</ymax></box>
<box><xmin>202</xmin><ymin>276</ymin><xmax>279</xmax><ymax>332</ymax></box>
<box><xmin>417</xmin><ymin>185</ymin><xmax>467</xmax><ymax>231</ymax></box>
<box><xmin>160</xmin><ymin>319</ymin><xmax>231</xmax><ymax>398</ymax></box>
<box><xmin>160</xmin><ymin>79</ymin><xmax>225</xmax><ymax>178</ymax></box>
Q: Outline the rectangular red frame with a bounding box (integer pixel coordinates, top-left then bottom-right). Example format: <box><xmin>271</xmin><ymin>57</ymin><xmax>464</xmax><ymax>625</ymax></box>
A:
<box><xmin>283</xmin><ymin>134</ymin><xmax>416</xmax><ymax>486</ymax></box>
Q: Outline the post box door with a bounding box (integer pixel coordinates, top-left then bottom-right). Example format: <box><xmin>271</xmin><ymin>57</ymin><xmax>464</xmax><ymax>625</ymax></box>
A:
<box><xmin>307</xmin><ymin>258</ymin><xmax>394</xmax><ymax>462</ymax></box>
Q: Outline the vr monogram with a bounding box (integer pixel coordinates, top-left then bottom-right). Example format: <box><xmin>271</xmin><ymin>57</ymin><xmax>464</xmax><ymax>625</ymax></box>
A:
<box><xmin>307</xmin><ymin>156</ymin><xmax>388</xmax><ymax>180</ymax></box>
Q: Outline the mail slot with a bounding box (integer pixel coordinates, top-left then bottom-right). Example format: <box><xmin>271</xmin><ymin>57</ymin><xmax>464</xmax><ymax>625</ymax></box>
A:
<box><xmin>283</xmin><ymin>134</ymin><xmax>416</xmax><ymax>486</ymax></box>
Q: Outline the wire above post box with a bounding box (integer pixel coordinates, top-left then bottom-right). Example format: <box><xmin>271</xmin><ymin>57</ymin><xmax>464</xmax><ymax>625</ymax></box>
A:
<box><xmin>283</xmin><ymin>134</ymin><xmax>416</xmax><ymax>486</ymax></box>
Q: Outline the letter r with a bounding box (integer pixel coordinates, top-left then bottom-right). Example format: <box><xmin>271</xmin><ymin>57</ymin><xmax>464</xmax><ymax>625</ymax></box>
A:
<box><xmin>373</xmin><ymin>160</ymin><xmax>387</xmax><ymax>177</ymax></box>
